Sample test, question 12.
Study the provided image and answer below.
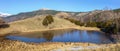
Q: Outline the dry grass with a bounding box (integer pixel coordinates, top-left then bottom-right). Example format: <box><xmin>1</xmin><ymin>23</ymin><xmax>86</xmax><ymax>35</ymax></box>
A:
<box><xmin>74</xmin><ymin>26</ymin><xmax>100</xmax><ymax>31</ymax></box>
<box><xmin>0</xmin><ymin>15</ymin><xmax>100</xmax><ymax>36</ymax></box>
<box><xmin>0</xmin><ymin>40</ymin><xmax>120</xmax><ymax>51</ymax></box>
<box><xmin>0</xmin><ymin>16</ymin><xmax>76</xmax><ymax>35</ymax></box>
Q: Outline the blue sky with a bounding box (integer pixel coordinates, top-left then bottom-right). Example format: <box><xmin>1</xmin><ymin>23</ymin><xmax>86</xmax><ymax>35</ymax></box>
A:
<box><xmin>0</xmin><ymin>0</ymin><xmax>120</xmax><ymax>14</ymax></box>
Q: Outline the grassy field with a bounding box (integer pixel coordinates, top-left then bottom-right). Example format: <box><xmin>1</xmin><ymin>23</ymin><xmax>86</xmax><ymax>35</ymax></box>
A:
<box><xmin>0</xmin><ymin>16</ymin><xmax>77</xmax><ymax>35</ymax></box>
<box><xmin>0</xmin><ymin>16</ymin><xmax>100</xmax><ymax>36</ymax></box>
<box><xmin>0</xmin><ymin>39</ymin><xmax>120</xmax><ymax>51</ymax></box>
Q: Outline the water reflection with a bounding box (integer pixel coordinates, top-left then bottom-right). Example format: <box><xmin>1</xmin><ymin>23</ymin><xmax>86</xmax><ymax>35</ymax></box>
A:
<box><xmin>42</xmin><ymin>32</ymin><xmax>54</xmax><ymax>41</ymax></box>
<box><xmin>6</xmin><ymin>29</ymin><xmax>112</xmax><ymax>43</ymax></box>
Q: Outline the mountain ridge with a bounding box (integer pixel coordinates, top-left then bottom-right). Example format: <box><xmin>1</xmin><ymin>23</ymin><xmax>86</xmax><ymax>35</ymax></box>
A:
<box><xmin>2</xmin><ymin>9</ymin><xmax>89</xmax><ymax>22</ymax></box>
<box><xmin>2</xmin><ymin>8</ymin><xmax>120</xmax><ymax>23</ymax></box>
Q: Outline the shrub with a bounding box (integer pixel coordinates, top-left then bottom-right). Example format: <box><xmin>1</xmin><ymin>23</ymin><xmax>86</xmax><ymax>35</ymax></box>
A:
<box><xmin>42</xmin><ymin>15</ymin><xmax>54</xmax><ymax>26</ymax></box>
<box><xmin>65</xmin><ymin>18</ymin><xmax>84</xmax><ymax>26</ymax></box>
<box><xmin>42</xmin><ymin>18</ymin><xmax>49</xmax><ymax>26</ymax></box>
<box><xmin>97</xmin><ymin>21</ymin><xmax>118</xmax><ymax>34</ymax></box>
<box><xmin>0</xmin><ymin>18</ymin><xmax>9</xmax><ymax>28</ymax></box>
<box><xmin>46</xmin><ymin>15</ymin><xmax>54</xmax><ymax>24</ymax></box>
<box><xmin>85</xmin><ymin>22</ymin><xmax>97</xmax><ymax>27</ymax></box>
<box><xmin>0</xmin><ymin>24</ymin><xmax>9</xmax><ymax>28</ymax></box>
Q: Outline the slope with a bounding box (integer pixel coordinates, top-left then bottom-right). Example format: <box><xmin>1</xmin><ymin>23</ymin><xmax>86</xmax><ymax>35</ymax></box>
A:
<box><xmin>0</xmin><ymin>15</ymin><xmax>77</xmax><ymax>34</ymax></box>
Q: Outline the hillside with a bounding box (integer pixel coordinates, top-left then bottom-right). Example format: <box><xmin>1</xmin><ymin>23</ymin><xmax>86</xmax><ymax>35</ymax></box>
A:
<box><xmin>1</xmin><ymin>8</ymin><xmax>120</xmax><ymax>35</ymax></box>
<box><xmin>0</xmin><ymin>15</ymin><xmax>77</xmax><ymax>34</ymax></box>
<box><xmin>3</xmin><ymin>8</ymin><xmax>120</xmax><ymax>24</ymax></box>
<box><xmin>3</xmin><ymin>9</ymin><xmax>82</xmax><ymax>22</ymax></box>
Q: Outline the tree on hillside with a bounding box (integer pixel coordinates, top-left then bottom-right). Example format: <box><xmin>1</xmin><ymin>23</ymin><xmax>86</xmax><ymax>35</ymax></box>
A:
<box><xmin>42</xmin><ymin>15</ymin><xmax>54</xmax><ymax>26</ymax></box>
<box><xmin>0</xmin><ymin>18</ymin><xmax>9</xmax><ymax>28</ymax></box>
<box><xmin>46</xmin><ymin>15</ymin><xmax>54</xmax><ymax>24</ymax></box>
<box><xmin>65</xmin><ymin>18</ymin><xmax>84</xmax><ymax>26</ymax></box>
<box><xmin>113</xmin><ymin>13</ymin><xmax>120</xmax><ymax>40</ymax></box>
<box><xmin>0</xmin><ymin>18</ymin><xmax>5</xmax><ymax>25</ymax></box>
<box><xmin>42</xmin><ymin>17</ymin><xmax>48</xmax><ymax>26</ymax></box>
<box><xmin>85</xmin><ymin>22</ymin><xmax>97</xmax><ymax>27</ymax></box>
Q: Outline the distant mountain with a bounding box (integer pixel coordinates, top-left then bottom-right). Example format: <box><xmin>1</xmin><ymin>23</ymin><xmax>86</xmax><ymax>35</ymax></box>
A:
<box><xmin>3</xmin><ymin>8</ymin><xmax>120</xmax><ymax>23</ymax></box>
<box><xmin>3</xmin><ymin>9</ymin><xmax>82</xmax><ymax>22</ymax></box>
<box><xmin>0</xmin><ymin>12</ymin><xmax>11</xmax><ymax>17</ymax></box>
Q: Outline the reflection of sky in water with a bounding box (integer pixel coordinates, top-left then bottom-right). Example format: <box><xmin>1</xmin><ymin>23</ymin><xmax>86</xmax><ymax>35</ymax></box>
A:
<box><xmin>6</xmin><ymin>30</ymin><xmax>112</xmax><ymax>43</ymax></box>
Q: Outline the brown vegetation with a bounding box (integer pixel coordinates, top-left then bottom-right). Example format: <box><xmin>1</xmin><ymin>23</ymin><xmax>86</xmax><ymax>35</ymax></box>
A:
<box><xmin>0</xmin><ymin>16</ymin><xmax>77</xmax><ymax>35</ymax></box>
<box><xmin>0</xmin><ymin>39</ymin><xmax>120</xmax><ymax>51</ymax></box>
<box><xmin>0</xmin><ymin>18</ymin><xmax>9</xmax><ymax>28</ymax></box>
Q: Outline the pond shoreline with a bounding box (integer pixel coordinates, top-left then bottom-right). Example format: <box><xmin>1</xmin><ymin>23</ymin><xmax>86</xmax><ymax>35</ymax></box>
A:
<box><xmin>0</xmin><ymin>26</ymin><xmax>100</xmax><ymax>36</ymax></box>
<box><xmin>0</xmin><ymin>27</ymin><xmax>120</xmax><ymax>51</ymax></box>
<box><xmin>17</xmin><ymin>26</ymin><xmax>100</xmax><ymax>34</ymax></box>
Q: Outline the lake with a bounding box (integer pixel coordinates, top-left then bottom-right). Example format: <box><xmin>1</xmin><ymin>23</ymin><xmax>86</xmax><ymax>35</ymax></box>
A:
<box><xmin>6</xmin><ymin>29</ymin><xmax>112</xmax><ymax>43</ymax></box>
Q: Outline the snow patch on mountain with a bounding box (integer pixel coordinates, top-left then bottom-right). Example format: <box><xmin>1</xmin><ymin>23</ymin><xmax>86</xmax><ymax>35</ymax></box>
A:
<box><xmin>40</xmin><ymin>8</ymin><xmax>50</xmax><ymax>10</ymax></box>
<box><xmin>0</xmin><ymin>12</ymin><xmax>11</xmax><ymax>17</ymax></box>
